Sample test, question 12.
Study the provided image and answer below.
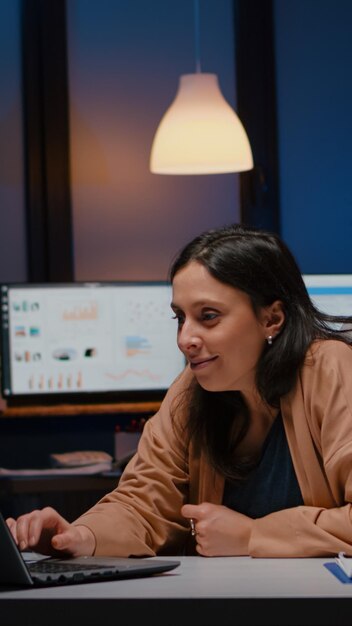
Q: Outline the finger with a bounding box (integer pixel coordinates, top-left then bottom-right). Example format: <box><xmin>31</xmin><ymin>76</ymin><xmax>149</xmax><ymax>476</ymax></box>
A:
<box><xmin>16</xmin><ymin>513</ymin><xmax>36</xmax><ymax>550</ymax></box>
<box><xmin>39</xmin><ymin>506</ymin><xmax>69</xmax><ymax>529</ymax></box>
<box><xmin>6</xmin><ymin>518</ymin><xmax>18</xmax><ymax>544</ymax></box>
<box><xmin>51</xmin><ymin>529</ymin><xmax>77</xmax><ymax>552</ymax></box>
<box><xmin>195</xmin><ymin>542</ymin><xmax>203</xmax><ymax>555</ymax></box>
<box><xmin>51</xmin><ymin>525</ymin><xmax>94</xmax><ymax>556</ymax></box>
<box><xmin>193</xmin><ymin>530</ymin><xmax>212</xmax><ymax>556</ymax></box>
<box><xmin>17</xmin><ymin>511</ymin><xmax>50</xmax><ymax>550</ymax></box>
<box><xmin>181</xmin><ymin>504</ymin><xmax>201</xmax><ymax>520</ymax></box>
<box><xmin>6</xmin><ymin>517</ymin><xmax>16</xmax><ymax>527</ymax></box>
<box><xmin>195</xmin><ymin>539</ymin><xmax>208</xmax><ymax>557</ymax></box>
<box><xmin>17</xmin><ymin>508</ymin><xmax>68</xmax><ymax>550</ymax></box>
<box><xmin>27</xmin><ymin>513</ymin><xmax>52</xmax><ymax>548</ymax></box>
<box><xmin>30</xmin><ymin>507</ymin><xmax>70</xmax><ymax>548</ymax></box>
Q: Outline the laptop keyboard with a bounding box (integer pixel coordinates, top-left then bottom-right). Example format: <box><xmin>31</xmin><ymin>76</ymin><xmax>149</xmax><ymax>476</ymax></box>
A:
<box><xmin>29</xmin><ymin>561</ymin><xmax>112</xmax><ymax>574</ymax></box>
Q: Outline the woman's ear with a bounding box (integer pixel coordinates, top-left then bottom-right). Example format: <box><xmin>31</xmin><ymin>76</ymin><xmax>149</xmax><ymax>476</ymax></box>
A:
<box><xmin>262</xmin><ymin>300</ymin><xmax>285</xmax><ymax>339</ymax></box>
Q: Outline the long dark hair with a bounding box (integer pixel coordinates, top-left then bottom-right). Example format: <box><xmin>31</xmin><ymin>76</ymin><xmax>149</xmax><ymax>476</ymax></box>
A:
<box><xmin>170</xmin><ymin>223</ymin><xmax>352</xmax><ymax>481</ymax></box>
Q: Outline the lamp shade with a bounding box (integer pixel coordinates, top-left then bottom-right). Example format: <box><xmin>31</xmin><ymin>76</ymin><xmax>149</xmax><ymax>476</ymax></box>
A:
<box><xmin>150</xmin><ymin>73</ymin><xmax>253</xmax><ymax>175</ymax></box>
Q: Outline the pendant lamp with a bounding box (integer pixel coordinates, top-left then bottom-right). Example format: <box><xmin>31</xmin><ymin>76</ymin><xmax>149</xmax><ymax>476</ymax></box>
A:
<box><xmin>150</xmin><ymin>1</ymin><xmax>253</xmax><ymax>175</ymax></box>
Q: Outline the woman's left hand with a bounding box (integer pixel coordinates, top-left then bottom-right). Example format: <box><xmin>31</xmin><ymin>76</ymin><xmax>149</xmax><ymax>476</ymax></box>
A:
<box><xmin>182</xmin><ymin>502</ymin><xmax>253</xmax><ymax>556</ymax></box>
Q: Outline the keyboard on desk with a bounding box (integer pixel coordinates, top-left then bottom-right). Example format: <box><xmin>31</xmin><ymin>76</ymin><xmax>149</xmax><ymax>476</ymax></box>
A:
<box><xmin>0</xmin><ymin>512</ymin><xmax>180</xmax><ymax>587</ymax></box>
<box><xmin>28</xmin><ymin>559</ymin><xmax>117</xmax><ymax>583</ymax></box>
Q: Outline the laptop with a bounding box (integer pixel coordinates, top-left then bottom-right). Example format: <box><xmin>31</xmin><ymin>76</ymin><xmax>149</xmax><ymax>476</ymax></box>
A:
<box><xmin>0</xmin><ymin>513</ymin><xmax>180</xmax><ymax>587</ymax></box>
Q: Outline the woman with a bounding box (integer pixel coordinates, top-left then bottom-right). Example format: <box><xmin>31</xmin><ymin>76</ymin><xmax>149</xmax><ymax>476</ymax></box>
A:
<box><xmin>7</xmin><ymin>224</ymin><xmax>352</xmax><ymax>558</ymax></box>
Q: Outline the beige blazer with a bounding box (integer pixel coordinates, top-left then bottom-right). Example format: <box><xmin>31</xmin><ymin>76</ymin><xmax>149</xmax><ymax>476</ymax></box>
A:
<box><xmin>74</xmin><ymin>340</ymin><xmax>352</xmax><ymax>557</ymax></box>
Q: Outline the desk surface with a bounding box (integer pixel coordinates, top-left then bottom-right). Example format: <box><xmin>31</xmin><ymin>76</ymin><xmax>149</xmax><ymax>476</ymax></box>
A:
<box><xmin>0</xmin><ymin>556</ymin><xmax>351</xmax><ymax>626</ymax></box>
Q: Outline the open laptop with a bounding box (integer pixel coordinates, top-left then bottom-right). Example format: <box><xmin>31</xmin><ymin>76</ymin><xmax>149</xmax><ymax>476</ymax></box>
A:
<box><xmin>0</xmin><ymin>513</ymin><xmax>180</xmax><ymax>587</ymax></box>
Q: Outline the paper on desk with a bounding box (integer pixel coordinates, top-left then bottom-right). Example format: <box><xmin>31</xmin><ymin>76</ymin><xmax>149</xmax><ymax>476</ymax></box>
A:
<box><xmin>335</xmin><ymin>552</ymin><xmax>352</xmax><ymax>578</ymax></box>
<box><xmin>0</xmin><ymin>462</ymin><xmax>113</xmax><ymax>476</ymax></box>
<box><xmin>22</xmin><ymin>552</ymin><xmax>50</xmax><ymax>563</ymax></box>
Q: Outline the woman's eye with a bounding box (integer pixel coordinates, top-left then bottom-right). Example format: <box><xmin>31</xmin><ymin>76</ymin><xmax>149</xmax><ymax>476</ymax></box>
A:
<box><xmin>202</xmin><ymin>312</ymin><xmax>218</xmax><ymax>322</ymax></box>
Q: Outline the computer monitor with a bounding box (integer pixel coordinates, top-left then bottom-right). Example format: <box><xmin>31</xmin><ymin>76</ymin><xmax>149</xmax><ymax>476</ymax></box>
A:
<box><xmin>0</xmin><ymin>281</ymin><xmax>185</xmax><ymax>404</ymax></box>
<box><xmin>303</xmin><ymin>274</ymin><xmax>352</xmax><ymax>324</ymax></box>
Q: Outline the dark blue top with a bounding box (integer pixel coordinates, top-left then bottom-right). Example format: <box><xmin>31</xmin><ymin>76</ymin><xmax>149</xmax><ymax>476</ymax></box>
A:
<box><xmin>222</xmin><ymin>413</ymin><xmax>304</xmax><ymax>518</ymax></box>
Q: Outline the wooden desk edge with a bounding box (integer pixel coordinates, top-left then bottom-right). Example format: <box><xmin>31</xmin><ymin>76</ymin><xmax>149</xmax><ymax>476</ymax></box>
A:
<box><xmin>0</xmin><ymin>401</ymin><xmax>161</xmax><ymax>418</ymax></box>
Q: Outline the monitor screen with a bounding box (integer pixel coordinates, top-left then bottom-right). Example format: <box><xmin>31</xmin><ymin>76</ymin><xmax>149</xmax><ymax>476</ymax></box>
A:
<box><xmin>303</xmin><ymin>274</ymin><xmax>352</xmax><ymax>324</ymax></box>
<box><xmin>0</xmin><ymin>282</ymin><xmax>185</xmax><ymax>404</ymax></box>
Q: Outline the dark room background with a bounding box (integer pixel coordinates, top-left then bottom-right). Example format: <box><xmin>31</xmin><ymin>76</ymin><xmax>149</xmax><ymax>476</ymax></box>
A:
<box><xmin>0</xmin><ymin>0</ymin><xmax>351</xmax><ymax>474</ymax></box>
<box><xmin>0</xmin><ymin>0</ymin><xmax>351</xmax><ymax>285</ymax></box>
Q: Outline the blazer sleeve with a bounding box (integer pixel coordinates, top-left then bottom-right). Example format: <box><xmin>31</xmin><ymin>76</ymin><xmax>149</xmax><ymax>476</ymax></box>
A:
<box><xmin>249</xmin><ymin>341</ymin><xmax>352</xmax><ymax>557</ymax></box>
<box><xmin>72</xmin><ymin>369</ymin><xmax>192</xmax><ymax>557</ymax></box>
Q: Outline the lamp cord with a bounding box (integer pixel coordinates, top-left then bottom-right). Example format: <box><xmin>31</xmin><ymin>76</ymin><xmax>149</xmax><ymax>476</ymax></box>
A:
<box><xmin>194</xmin><ymin>0</ymin><xmax>201</xmax><ymax>73</ymax></box>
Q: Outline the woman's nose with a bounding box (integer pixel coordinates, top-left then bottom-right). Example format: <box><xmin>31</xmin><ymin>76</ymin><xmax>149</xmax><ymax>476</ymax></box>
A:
<box><xmin>178</xmin><ymin>322</ymin><xmax>201</xmax><ymax>352</ymax></box>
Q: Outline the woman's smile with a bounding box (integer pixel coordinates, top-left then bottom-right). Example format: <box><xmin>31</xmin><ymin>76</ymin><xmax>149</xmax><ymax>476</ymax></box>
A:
<box><xmin>189</xmin><ymin>355</ymin><xmax>219</xmax><ymax>371</ymax></box>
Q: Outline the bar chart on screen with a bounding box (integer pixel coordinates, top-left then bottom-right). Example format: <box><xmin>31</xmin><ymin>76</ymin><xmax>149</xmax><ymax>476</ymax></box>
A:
<box><xmin>0</xmin><ymin>282</ymin><xmax>185</xmax><ymax>400</ymax></box>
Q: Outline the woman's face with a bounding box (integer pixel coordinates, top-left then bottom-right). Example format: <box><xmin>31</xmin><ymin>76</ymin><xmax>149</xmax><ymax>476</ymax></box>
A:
<box><xmin>171</xmin><ymin>261</ymin><xmax>277</xmax><ymax>393</ymax></box>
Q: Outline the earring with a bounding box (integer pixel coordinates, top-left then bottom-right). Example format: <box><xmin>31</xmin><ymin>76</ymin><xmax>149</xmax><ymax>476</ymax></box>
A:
<box><xmin>267</xmin><ymin>336</ymin><xmax>273</xmax><ymax>346</ymax></box>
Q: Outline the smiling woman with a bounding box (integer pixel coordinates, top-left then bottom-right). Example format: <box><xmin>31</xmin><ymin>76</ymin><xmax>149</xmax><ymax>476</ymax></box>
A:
<box><xmin>171</xmin><ymin>261</ymin><xmax>284</xmax><ymax>395</ymax></box>
<box><xmin>6</xmin><ymin>224</ymin><xmax>352</xmax><ymax>560</ymax></box>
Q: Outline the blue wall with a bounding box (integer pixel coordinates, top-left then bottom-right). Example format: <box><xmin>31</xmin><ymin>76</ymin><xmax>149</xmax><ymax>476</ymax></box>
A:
<box><xmin>275</xmin><ymin>0</ymin><xmax>352</xmax><ymax>274</ymax></box>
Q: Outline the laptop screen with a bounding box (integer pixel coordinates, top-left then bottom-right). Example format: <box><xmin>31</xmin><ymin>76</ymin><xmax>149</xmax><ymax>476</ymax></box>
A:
<box><xmin>0</xmin><ymin>281</ymin><xmax>185</xmax><ymax>404</ymax></box>
<box><xmin>303</xmin><ymin>274</ymin><xmax>352</xmax><ymax>325</ymax></box>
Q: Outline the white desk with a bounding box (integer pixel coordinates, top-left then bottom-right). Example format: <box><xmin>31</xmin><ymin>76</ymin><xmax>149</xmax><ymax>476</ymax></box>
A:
<box><xmin>0</xmin><ymin>556</ymin><xmax>351</xmax><ymax>626</ymax></box>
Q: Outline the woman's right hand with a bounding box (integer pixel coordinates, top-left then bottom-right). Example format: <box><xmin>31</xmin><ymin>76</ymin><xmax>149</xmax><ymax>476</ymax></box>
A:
<box><xmin>6</xmin><ymin>507</ymin><xmax>96</xmax><ymax>557</ymax></box>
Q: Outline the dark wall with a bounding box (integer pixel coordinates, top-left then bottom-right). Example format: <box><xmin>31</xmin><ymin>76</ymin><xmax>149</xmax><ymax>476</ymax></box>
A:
<box><xmin>0</xmin><ymin>0</ymin><xmax>27</xmax><ymax>283</ymax></box>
